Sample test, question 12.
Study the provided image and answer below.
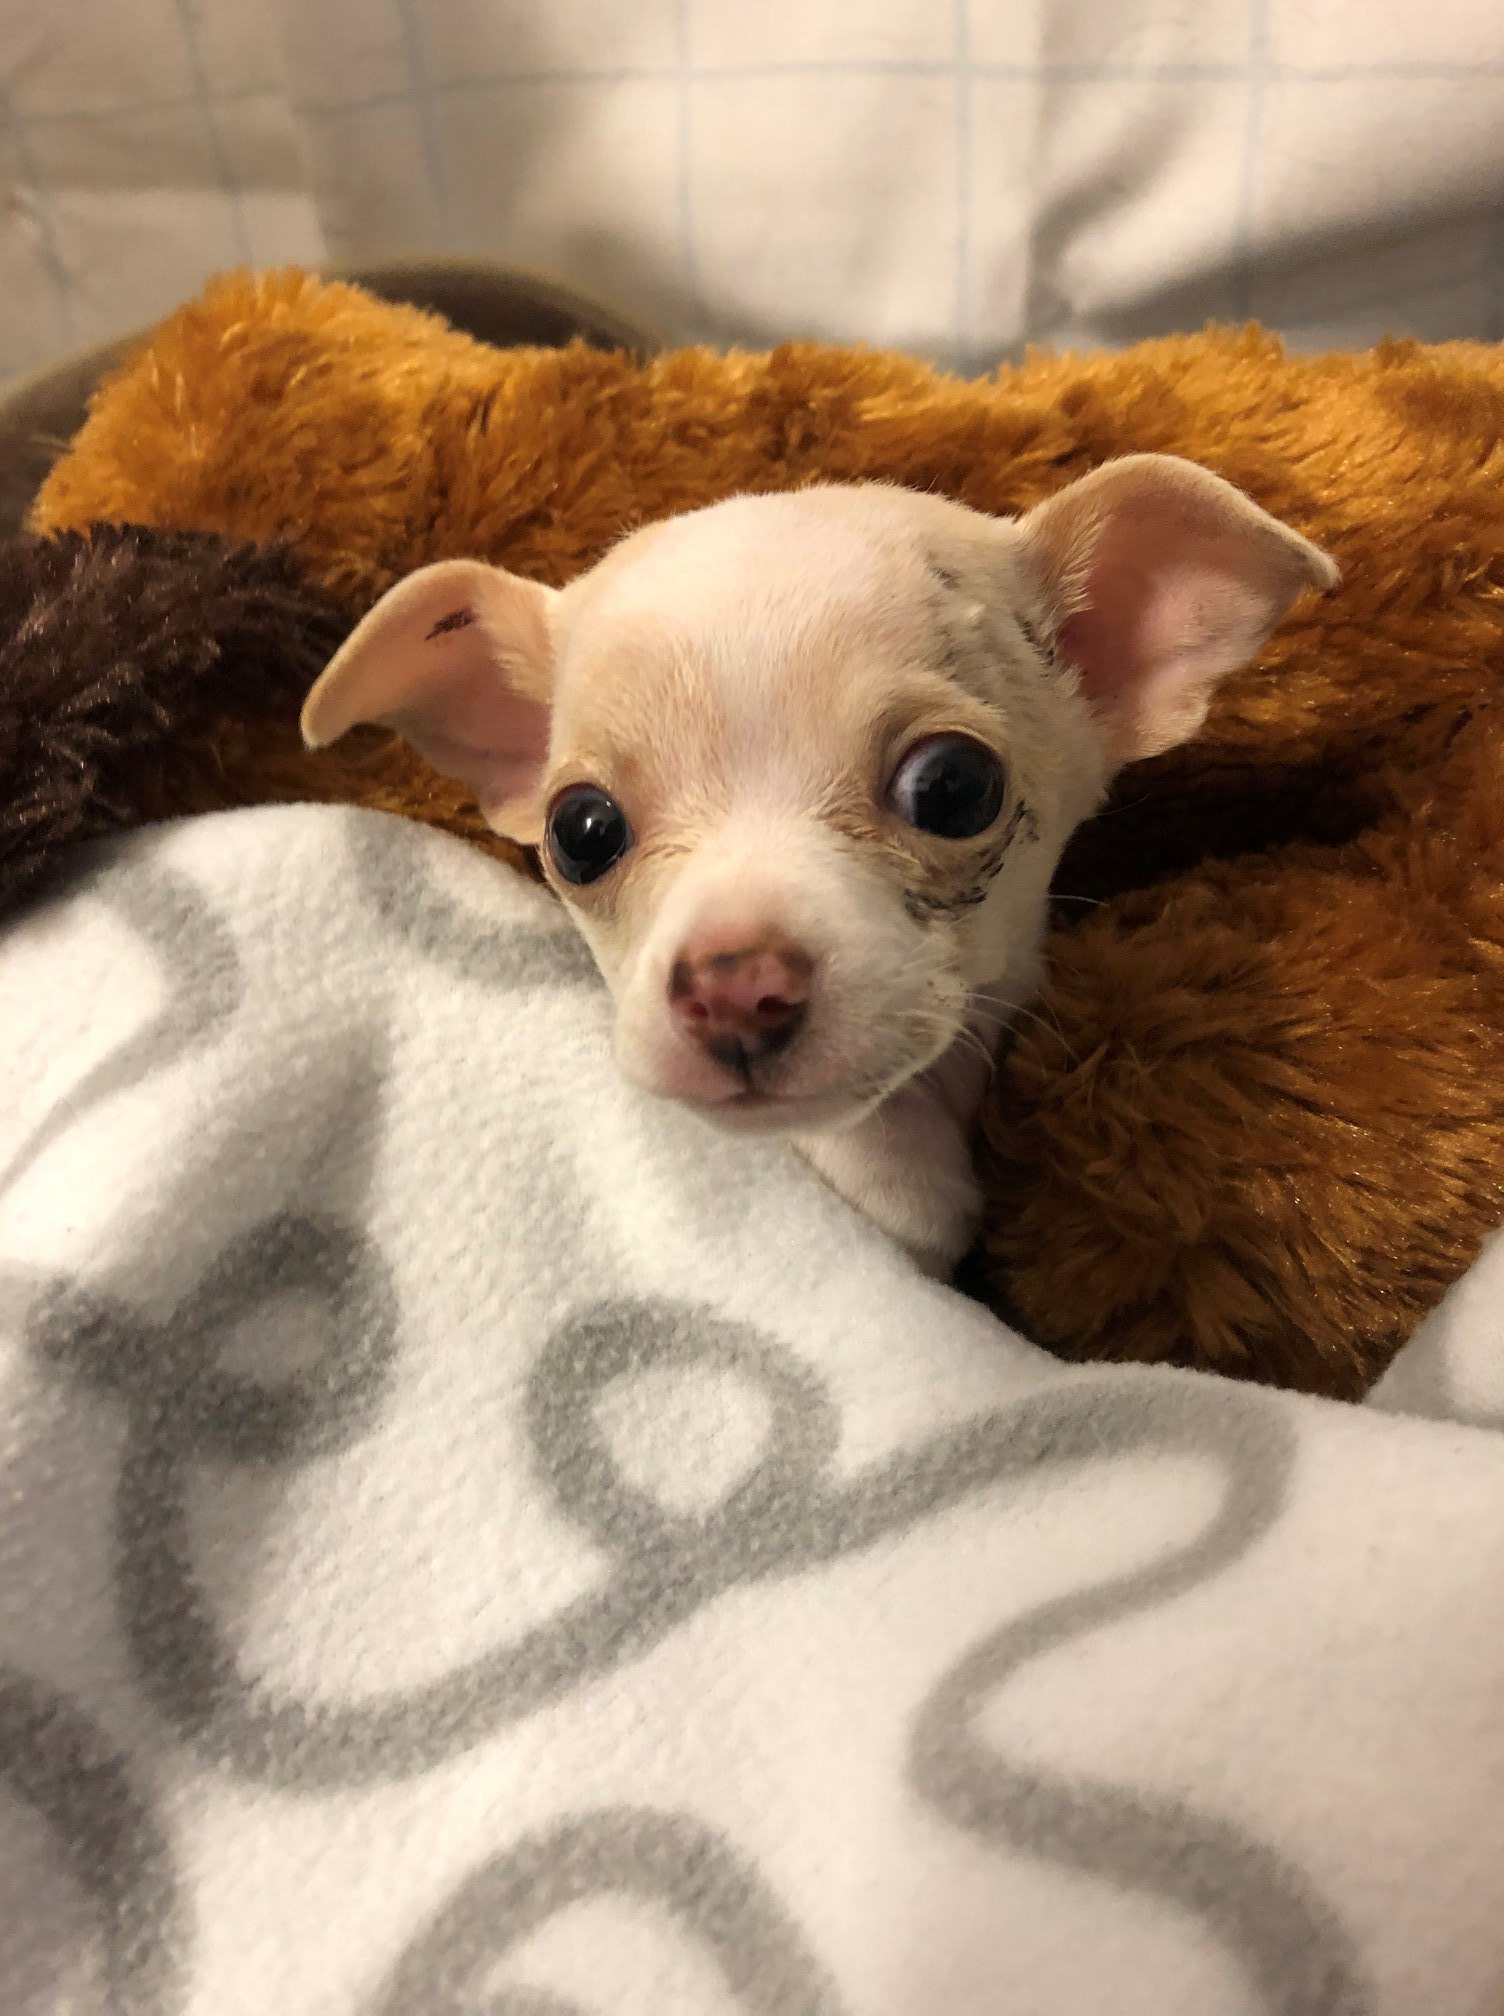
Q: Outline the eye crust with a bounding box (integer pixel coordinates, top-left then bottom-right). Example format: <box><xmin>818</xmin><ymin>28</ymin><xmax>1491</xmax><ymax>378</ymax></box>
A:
<box><xmin>884</xmin><ymin>731</ymin><xmax>1009</xmax><ymax>841</ymax></box>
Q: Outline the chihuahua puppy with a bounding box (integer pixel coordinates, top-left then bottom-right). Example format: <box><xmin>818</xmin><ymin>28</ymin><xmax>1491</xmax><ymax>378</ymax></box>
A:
<box><xmin>301</xmin><ymin>457</ymin><xmax>1336</xmax><ymax>1272</ymax></box>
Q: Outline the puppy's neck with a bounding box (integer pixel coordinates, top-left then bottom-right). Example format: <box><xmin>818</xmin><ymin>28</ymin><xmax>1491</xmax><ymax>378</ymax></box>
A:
<box><xmin>792</xmin><ymin>994</ymin><xmax>1012</xmax><ymax>1274</ymax></box>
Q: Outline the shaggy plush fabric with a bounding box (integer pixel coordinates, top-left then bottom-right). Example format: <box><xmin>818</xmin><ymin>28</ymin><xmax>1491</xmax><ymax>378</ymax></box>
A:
<box><xmin>27</xmin><ymin>269</ymin><xmax>1504</xmax><ymax>1396</ymax></box>
<box><xmin>0</xmin><ymin>524</ymin><xmax>351</xmax><ymax>918</ymax></box>
<box><xmin>0</xmin><ymin>259</ymin><xmax>655</xmax><ymax>539</ymax></box>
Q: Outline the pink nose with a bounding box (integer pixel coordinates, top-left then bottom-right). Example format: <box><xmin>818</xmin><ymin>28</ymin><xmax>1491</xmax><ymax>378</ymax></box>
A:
<box><xmin>668</xmin><ymin>935</ymin><xmax>813</xmax><ymax>1076</ymax></box>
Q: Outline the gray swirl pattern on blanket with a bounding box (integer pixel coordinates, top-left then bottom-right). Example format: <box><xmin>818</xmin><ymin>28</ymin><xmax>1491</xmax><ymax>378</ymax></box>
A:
<box><xmin>0</xmin><ymin>810</ymin><xmax>1375</xmax><ymax>2016</ymax></box>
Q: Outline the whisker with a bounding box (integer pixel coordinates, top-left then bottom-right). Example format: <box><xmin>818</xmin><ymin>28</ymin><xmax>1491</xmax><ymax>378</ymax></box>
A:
<box><xmin>969</xmin><ymin>984</ymin><xmax>1081</xmax><ymax>1065</ymax></box>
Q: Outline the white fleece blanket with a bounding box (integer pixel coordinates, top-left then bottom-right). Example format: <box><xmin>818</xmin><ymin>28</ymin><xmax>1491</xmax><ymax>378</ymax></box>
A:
<box><xmin>1</xmin><ymin>804</ymin><xmax>1501</xmax><ymax>2016</ymax></box>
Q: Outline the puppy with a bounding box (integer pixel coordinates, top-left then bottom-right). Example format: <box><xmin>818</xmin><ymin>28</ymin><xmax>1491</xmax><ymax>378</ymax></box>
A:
<box><xmin>301</xmin><ymin>457</ymin><xmax>1336</xmax><ymax>1272</ymax></box>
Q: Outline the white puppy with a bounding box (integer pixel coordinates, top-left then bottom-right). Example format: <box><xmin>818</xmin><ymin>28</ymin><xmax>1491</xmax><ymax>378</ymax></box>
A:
<box><xmin>302</xmin><ymin>457</ymin><xmax>1336</xmax><ymax>1272</ymax></box>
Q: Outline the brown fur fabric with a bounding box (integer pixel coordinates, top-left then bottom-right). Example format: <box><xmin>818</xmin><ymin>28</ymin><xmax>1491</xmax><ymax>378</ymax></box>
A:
<box><xmin>29</xmin><ymin>269</ymin><xmax>1504</xmax><ymax>1396</ymax></box>
<box><xmin>0</xmin><ymin>523</ymin><xmax>352</xmax><ymax>917</ymax></box>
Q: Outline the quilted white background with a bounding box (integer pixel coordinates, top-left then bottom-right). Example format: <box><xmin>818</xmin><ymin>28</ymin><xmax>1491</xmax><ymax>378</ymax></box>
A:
<box><xmin>1</xmin><ymin>0</ymin><xmax>1502</xmax><ymax>380</ymax></box>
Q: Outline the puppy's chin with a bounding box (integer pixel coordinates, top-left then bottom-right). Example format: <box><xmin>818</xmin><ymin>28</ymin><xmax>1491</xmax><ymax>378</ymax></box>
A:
<box><xmin>617</xmin><ymin>1035</ymin><xmax>931</xmax><ymax>1139</ymax></box>
<box><xmin>688</xmin><ymin>1086</ymin><xmax>880</xmax><ymax>1137</ymax></box>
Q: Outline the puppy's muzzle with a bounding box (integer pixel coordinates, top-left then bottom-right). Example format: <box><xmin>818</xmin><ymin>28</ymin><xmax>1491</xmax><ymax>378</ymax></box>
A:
<box><xmin>668</xmin><ymin>933</ymin><xmax>813</xmax><ymax>1081</ymax></box>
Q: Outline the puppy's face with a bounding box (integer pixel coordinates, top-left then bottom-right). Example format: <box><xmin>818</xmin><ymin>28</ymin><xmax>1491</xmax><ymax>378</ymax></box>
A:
<box><xmin>532</xmin><ymin>490</ymin><xmax>1095</xmax><ymax>1132</ymax></box>
<box><xmin>302</xmin><ymin>462</ymin><xmax>1335</xmax><ymax>1135</ymax></box>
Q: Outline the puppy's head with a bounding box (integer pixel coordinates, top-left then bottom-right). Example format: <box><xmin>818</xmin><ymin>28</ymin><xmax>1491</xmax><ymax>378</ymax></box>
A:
<box><xmin>303</xmin><ymin>458</ymin><xmax>1335</xmax><ymax>1134</ymax></box>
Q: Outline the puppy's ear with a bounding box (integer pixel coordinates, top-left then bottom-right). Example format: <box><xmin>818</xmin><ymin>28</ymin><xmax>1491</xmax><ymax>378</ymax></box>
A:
<box><xmin>301</xmin><ymin>559</ymin><xmax>557</xmax><ymax>840</ymax></box>
<box><xmin>1015</xmin><ymin>454</ymin><xmax>1338</xmax><ymax>764</ymax></box>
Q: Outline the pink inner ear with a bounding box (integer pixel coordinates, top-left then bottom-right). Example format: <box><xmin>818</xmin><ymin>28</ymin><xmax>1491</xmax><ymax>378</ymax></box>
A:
<box><xmin>386</xmin><ymin>663</ymin><xmax>551</xmax><ymax>809</ymax></box>
<box><xmin>1057</xmin><ymin>536</ymin><xmax>1276</xmax><ymax>752</ymax></box>
<box><xmin>381</xmin><ymin>613</ymin><xmax>554</xmax><ymax>830</ymax></box>
<box><xmin>301</xmin><ymin>557</ymin><xmax>557</xmax><ymax>835</ymax></box>
<box><xmin>1028</xmin><ymin>459</ymin><xmax>1334</xmax><ymax>765</ymax></box>
<box><xmin>1032</xmin><ymin>477</ymin><xmax>1322</xmax><ymax>762</ymax></box>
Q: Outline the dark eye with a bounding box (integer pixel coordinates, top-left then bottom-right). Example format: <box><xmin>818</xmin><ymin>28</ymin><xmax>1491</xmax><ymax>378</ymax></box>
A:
<box><xmin>546</xmin><ymin>784</ymin><xmax>632</xmax><ymax>886</ymax></box>
<box><xmin>888</xmin><ymin>735</ymin><xmax>1006</xmax><ymax>839</ymax></box>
